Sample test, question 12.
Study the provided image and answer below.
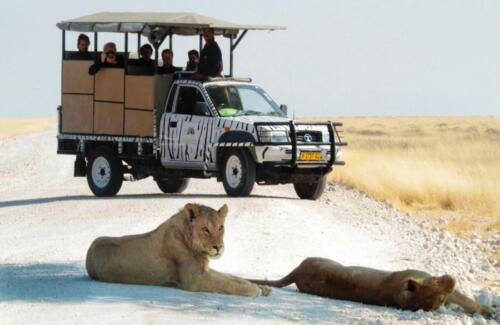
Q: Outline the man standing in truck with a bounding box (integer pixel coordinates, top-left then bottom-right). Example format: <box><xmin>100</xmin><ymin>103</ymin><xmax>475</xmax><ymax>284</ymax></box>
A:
<box><xmin>195</xmin><ymin>28</ymin><xmax>223</xmax><ymax>79</ymax></box>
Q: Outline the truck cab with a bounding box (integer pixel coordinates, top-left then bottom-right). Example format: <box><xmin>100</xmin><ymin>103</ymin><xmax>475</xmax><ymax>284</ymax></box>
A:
<box><xmin>158</xmin><ymin>78</ymin><xmax>345</xmax><ymax>198</ymax></box>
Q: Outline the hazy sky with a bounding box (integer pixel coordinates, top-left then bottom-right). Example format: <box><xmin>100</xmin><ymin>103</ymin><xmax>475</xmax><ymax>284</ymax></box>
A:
<box><xmin>0</xmin><ymin>0</ymin><xmax>499</xmax><ymax>117</ymax></box>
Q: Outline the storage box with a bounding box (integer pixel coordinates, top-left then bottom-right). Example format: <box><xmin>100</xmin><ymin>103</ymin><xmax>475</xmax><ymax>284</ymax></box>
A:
<box><xmin>124</xmin><ymin>109</ymin><xmax>154</xmax><ymax>137</ymax></box>
<box><xmin>62</xmin><ymin>94</ymin><xmax>94</xmax><ymax>133</ymax></box>
<box><xmin>62</xmin><ymin>60</ymin><xmax>94</xmax><ymax>94</ymax></box>
<box><xmin>125</xmin><ymin>75</ymin><xmax>155</xmax><ymax>110</ymax></box>
<box><xmin>94</xmin><ymin>102</ymin><xmax>124</xmax><ymax>135</ymax></box>
<box><xmin>95</xmin><ymin>68</ymin><xmax>125</xmax><ymax>102</ymax></box>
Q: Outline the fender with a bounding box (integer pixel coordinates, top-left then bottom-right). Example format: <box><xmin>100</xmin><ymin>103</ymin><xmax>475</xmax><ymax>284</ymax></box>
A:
<box><xmin>216</xmin><ymin>131</ymin><xmax>256</xmax><ymax>145</ymax></box>
<box><xmin>214</xmin><ymin>131</ymin><xmax>257</xmax><ymax>181</ymax></box>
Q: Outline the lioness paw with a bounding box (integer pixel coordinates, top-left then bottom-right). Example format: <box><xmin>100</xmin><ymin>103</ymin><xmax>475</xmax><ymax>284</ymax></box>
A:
<box><xmin>479</xmin><ymin>305</ymin><xmax>495</xmax><ymax>320</ymax></box>
<box><xmin>259</xmin><ymin>285</ymin><xmax>271</xmax><ymax>296</ymax></box>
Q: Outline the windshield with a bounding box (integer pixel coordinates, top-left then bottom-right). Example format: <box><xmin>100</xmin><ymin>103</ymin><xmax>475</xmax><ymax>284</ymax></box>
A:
<box><xmin>205</xmin><ymin>84</ymin><xmax>284</xmax><ymax>117</ymax></box>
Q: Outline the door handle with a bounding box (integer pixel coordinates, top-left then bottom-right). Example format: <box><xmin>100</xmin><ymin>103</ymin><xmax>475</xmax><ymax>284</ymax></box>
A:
<box><xmin>169</xmin><ymin>121</ymin><xmax>177</xmax><ymax>128</ymax></box>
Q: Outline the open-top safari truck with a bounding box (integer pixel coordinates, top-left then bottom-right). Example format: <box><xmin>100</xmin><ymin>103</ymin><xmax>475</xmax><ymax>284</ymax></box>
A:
<box><xmin>56</xmin><ymin>12</ymin><xmax>346</xmax><ymax>199</ymax></box>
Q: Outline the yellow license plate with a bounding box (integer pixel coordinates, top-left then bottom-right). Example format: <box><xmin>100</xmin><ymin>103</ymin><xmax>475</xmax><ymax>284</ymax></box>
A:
<box><xmin>299</xmin><ymin>151</ymin><xmax>321</xmax><ymax>161</ymax></box>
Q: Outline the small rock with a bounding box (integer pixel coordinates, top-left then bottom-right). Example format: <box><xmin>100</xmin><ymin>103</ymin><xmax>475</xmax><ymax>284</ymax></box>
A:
<box><xmin>476</xmin><ymin>290</ymin><xmax>493</xmax><ymax>306</ymax></box>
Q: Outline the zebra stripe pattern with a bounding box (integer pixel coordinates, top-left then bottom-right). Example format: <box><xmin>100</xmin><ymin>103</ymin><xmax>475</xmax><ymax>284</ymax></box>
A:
<box><xmin>210</xmin><ymin>142</ymin><xmax>254</xmax><ymax>148</ymax></box>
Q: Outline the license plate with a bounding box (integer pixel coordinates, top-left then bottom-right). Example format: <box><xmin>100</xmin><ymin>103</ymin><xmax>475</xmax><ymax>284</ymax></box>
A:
<box><xmin>299</xmin><ymin>151</ymin><xmax>321</xmax><ymax>161</ymax></box>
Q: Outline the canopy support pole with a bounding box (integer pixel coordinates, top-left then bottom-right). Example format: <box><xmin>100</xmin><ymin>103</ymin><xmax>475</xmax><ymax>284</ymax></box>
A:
<box><xmin>231</xmin><ymin>29</ymin><xmax>248</xmax><ymax>52</ymax></box>
<box><xmin>124</xmin><ymin>32</ymin><xmax>128</xmax><ymax>53</ymax></box>
<box><xmin>229</xmin><ymin>35</ymin><xmax>234</xmax><ymax>76</ymax></box>
<box><xmin>62</xmin><ymin>30</ymin><xmax>66</xmax><ymax>59</ymax></box>
<box><xmin>60</xmin><ymin>30</ymin><xmax>65</xmax><ymax>134</ymax></box>
<box><xmin>169</xmin><ymin>33</ymin><xmax>173</xmax><ymax>50</ymax></box>
<box><xmin>199</xmin><ymin>34</ymin><xmax>203</xmax><ymax>53</ymax></box>
<box><xmin>137</xmin><ymin>33</ymin><xmax>141</xmax><ymax>54</ymax></box>
<box><xmin>229</xmin><ymin>30</ymin><xmax>248</xmax><ymax>77</ymax></box>
<box><xmin>153</xmin><ymin>34</ymin><xmax>168</xmax><ymax>74</ymax></box>
<box><xmin>154</xmin><ymin>45</ymin><xmax>159</xmax><ymax>74</ymax></box>
<box><xmin>94</xmin><ymin>32</ymin><xmax>98</xmax><ymax>58</ymax></box>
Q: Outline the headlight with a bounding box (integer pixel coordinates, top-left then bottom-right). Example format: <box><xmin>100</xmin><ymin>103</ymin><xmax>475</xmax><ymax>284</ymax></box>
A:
<box><xmin>257</xmin><ymin>126</ymin><xmax>290</xmax><ymax>143</ymax></box>
<box><xmin>322</xmin><ymin>130</ymin><xmax>330</xmax><ymax>142</ymax></box>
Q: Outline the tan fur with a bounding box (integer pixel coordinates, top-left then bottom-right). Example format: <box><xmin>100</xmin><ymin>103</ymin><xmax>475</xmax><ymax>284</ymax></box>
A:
<box><xmin>250</xmin><ymin>257</ymin><xmax>494</xmax><ymax>318</ymax></box>
<box><xmin>86</xmin><ymin>203</ymin><xmax>270</xmax><ymax>297</ymax></box>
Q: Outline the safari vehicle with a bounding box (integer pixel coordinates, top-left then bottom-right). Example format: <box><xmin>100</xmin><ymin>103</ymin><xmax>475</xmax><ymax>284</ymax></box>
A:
<box><xmin>56</xmin><ymin>12</ymin><xmax>346</xmax><ymax>199</ymax></box>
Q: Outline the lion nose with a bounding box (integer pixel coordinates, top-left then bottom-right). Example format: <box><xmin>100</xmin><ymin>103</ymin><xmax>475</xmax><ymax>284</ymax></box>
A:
<box><xmin>213</xmin><ymin>245</ymin><xmax>222</xmax><ymax>252</ymax></box>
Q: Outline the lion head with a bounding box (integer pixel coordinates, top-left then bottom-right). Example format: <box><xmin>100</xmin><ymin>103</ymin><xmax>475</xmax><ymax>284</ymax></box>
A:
<box><xmin>392</xmin><ymin>270</ymin><xmax>456</xmax><ymax>311</ymax></box>
<box><xmin>182</xmin><ymin>203</ymin><xmax>228</xmax><ymax>258</ymax></box>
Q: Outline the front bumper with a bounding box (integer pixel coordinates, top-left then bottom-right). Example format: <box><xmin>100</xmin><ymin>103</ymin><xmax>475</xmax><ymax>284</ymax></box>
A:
<box><xmin>253</xmin><ymin>121</ymin><xmax>347</xmax><ymax>168</ymax></box>
<box><xmin>254</xmin><ymin>145</ymin><xmax>343</xmax><ymax>167</ymax></box>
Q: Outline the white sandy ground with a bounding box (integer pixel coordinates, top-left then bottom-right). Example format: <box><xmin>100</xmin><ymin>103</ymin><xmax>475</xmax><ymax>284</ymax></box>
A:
<box><xmin>0</xmin><ymin>128</ymin><xmax>498</xmax><ymax>325</ymax></box>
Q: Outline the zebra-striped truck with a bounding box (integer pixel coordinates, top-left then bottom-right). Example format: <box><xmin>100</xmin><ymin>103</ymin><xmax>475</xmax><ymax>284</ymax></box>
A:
<box><xmin>56</xmin><ymin>12</ymin><xmax>346</xmax><ymax>199</ymax></box>
<box><xmin>58</xmin><ymin>77</ymin><xmax>346</xmax><ymax>199</ymax></box>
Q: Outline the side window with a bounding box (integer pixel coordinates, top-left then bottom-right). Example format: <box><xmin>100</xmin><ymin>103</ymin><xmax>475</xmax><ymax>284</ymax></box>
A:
<box><xmin>175</xmin><ymin>86</ymin><xmax>211</xmax><ymax>116</ymax></box>
<box><xmin>165</xmin><ymin>85</ymin><xmax>178</xmax><ymax>113</ymax></box>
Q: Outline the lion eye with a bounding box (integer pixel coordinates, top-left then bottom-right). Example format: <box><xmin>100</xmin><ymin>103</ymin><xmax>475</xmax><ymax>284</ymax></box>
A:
<box><xmin>219</xmin><ymin>225</ymin><xmax>224</xmax><ymax>231</ymax></box>
<box><xmin>203</xmin><ymin>227</ymin><xmax>210</xmax><ymax>234</ymax></box>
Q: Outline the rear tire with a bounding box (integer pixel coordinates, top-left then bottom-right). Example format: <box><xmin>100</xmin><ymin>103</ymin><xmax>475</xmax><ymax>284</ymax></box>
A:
<box><xmin>87</xmin><ymin>146</ymin><xmax>123</xmax><ymax>197</ymax></box>
<box><xmin>221</xmin><ymin>149</ymin><xmax>256</xmax><ymax>197</ymax></box>
<box><xmin>155</xmin><ymin>178</ymin><xmax>189</xmax><ymax>194</ymax></box>
<box><xmin>293</xmin><ymin>175</ymin><xmax>327</xmax><ymax>200</ymax></box>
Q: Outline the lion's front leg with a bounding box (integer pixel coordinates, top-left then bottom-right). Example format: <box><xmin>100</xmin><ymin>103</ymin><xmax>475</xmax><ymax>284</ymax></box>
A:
<box><xmin>446</xmin><ymin>290</ymin><xmax>494</xmax><ymax>319</ymax></box>
<box><xmin>182</xmin><ymin>269</ymin><xmax>270</xmax><ymax>297</ymax></box>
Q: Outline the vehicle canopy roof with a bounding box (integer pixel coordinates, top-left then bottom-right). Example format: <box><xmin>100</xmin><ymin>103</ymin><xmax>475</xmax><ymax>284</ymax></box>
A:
<box><xmin>56</xmin><ymin>12</ymin><xmax>285</xmax><ymax>39</ymax></box>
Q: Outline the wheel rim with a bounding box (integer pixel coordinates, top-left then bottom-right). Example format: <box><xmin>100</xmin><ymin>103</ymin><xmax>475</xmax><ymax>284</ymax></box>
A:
<box><xmin>225</xmin><ymin>155</ymin><xmax>243</xmax><ymax>188</ymax></box>
<box><xmin>91</xmin><ymin>156</ymin><xmax>111</xmax><ymax>188</ymax></box>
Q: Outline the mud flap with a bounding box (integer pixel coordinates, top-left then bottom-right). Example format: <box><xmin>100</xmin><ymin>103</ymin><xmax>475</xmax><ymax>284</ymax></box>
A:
<box><xmin>74</xmin><ymin>155</ymin><xmax>87</xmax><ymax>177</ymax></box>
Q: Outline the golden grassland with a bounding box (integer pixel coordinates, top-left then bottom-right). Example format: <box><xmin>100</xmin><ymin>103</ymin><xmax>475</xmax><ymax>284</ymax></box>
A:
<box><xmin>307</xmin><ymin>116</ymin><xmax>500</xmax><ymax>237</ymax></box>
<box><xmin>1</xmin><ymin>116</ymin><xmax>498</xmax><ymax>237</ymax></box>
<box><xmin>0</xmin><ymin>117</ymin><xmax>55</xmax><ymax>141</ymax></box>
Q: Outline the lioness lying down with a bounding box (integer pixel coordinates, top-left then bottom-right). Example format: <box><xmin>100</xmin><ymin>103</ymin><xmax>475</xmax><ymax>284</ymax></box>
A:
<box><xmin>250</xmin><ymin>257</ymin><xmax>494</xmax><ymax>318</ymax></box>
<box><xmin>86</xmin><ymin>203</ymin><xmax>270</xmax><ymax>297</ymax></box>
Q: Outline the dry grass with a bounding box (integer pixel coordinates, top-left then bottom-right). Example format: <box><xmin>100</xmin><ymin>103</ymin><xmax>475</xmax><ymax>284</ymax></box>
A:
<box><xmin>0</xmin><ymin>117</ymin><xmax>55</xmax><ymax>141</ymax></box>
<box><xmin>307</xmin><ymin>116</ymin><xmax>500</xmax><ymax>237</ymax></box>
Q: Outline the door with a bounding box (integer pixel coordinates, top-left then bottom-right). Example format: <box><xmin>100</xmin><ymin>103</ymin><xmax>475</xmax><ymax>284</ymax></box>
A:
<box><xmin>161</xmin><ymin>85</ymin><xmax>214</xmax><ymax>169</ymax></box>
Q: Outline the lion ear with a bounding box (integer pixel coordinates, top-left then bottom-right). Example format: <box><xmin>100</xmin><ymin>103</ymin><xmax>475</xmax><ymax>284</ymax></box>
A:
<box><xmin>405</xmin><ymin>279</ymin><xmax>419</xmax><ymax>292</ymax></box>
<box><xmin>218</xmin><ymin>204</ymin><xmax>228</xmax><ymax>218</ymax></box>
<box><xmin>184</xmin><ymin>203</ymin><xmax>199</xmax><ymax>222</ymax></box>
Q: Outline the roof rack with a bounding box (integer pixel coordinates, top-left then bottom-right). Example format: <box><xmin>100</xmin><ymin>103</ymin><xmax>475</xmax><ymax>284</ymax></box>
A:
<box><xmin>206</xmin><ymin>76</ymin><xmax>252</xmax><ymax>83</ymax></box>
<box><xmin>57</xmin><ymin>12</ymin><xmax>285</xmax><ymax>37</ymax></box>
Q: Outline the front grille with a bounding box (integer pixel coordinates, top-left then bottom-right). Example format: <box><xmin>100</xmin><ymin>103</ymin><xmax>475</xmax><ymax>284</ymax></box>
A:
<box><xmin>296</xmin><ymin>131</ymin><xmax>322</xmax><ymax>143</ymax></box>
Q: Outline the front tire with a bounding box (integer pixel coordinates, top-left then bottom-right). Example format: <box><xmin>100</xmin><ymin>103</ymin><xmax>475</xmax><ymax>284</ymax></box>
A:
<box><xmin>155</xmin><ymin>178</ymin><xmax>189</xmax><ymax>194</ymax></box>
<box><xmin>86</xmin><ymin>146</ymin><xmax>123</xmax><ymax>197</ymax></box>
<box><xmin>293</xmin><ymin>175</ymin><xmax>327</xmax><ymax>200</ymax></box>
<box><xmin>221</xmin><ymin>149</ymin><xmax>256</xmax><ymax>197</ymax></box>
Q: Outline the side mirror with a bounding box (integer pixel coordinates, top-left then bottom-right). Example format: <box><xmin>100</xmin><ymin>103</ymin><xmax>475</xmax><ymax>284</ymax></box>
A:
<box><xmin>280</xmin><ymin>104</ymin><xmax>288</xmax><ymax>116</ymax></box>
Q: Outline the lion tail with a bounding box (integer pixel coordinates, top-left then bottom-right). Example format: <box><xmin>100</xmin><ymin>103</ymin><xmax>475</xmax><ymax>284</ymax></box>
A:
<box><xmin>248</xmin><ymin>269</ymin><xmax>297</xmax><ymax>288</ymax></box>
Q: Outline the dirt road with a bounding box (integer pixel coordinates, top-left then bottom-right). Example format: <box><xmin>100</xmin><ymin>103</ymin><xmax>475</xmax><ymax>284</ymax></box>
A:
<box><xmin>0</xmin><ymin>129</ymin><xmax>498</xmax><ymax>324</ymax></box>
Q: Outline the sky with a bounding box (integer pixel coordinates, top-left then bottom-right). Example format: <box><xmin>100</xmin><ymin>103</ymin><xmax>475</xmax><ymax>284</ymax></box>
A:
<box><xmin>0</xmin><ymin>0</ymin><xmax>499</xmax><ymax>117</ymax></box>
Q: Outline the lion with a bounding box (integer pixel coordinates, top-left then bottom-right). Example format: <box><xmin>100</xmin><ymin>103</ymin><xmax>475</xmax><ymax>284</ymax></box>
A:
<box><xmin>249</xmin><ymin>257</ymin><xmax>494</xmax><ymax>318</ymax></box>
<box><xmin>86</xmin><ymin>203</ymin><xmax>270</xmax><ymax>297</ymax></box>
